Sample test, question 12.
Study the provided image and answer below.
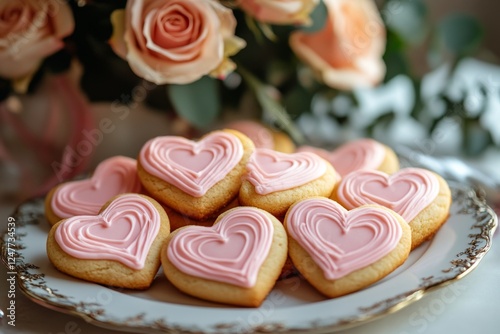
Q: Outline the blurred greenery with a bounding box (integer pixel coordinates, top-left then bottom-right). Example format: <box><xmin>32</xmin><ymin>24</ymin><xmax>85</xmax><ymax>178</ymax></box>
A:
<box><xmin>167</xmin><ymin>76</ymin><xmax>221</xmax><ymax>129</ymax></box>
<box><xmin>0</xmin><ymin>0</ymin><xmax>495</xmax><ymax>156</ymax></box>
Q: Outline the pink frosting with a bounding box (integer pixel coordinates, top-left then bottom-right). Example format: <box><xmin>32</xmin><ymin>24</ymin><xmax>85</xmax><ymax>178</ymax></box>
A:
<box><xmin>54</xmin><ymin>194</ymin><xmax>161</xmax><ymax>270</ymax></box>
<box><xmin>226</xmin><ymin>120</ymin><xmax>274</xmax><ymax>149</ymax></box>
<box><xmin>139</xmin><ymin>132</ymin><xmax>244</xmax><ymax>197</ymax></box>
<box><xmin>51</xmin><ymin>156</ymin><xmax>142</xmax><ymax>218</ymax></box>
<box><xmin>167</xmin><ymin>207</ymin><xmax>274</xmax><ymax>288</ymax></box>
<box><xmin>337</xmin><ymin>168</ymin><xmax>440</xmax><ymax>222</ymax></box>
<box><xmin>297</xmin><ymin>138</ymin><xmax>386</xmax><ymax>177</ymax></box>
<box><xmin>245</xmin><ymin>148</ymin><xmax>328</xmax><ymax>194</ymax></box>
<box><xmin>286</xmin><ymin>198</ymin><xmax>402</xmax><ymax>280</ymax></box>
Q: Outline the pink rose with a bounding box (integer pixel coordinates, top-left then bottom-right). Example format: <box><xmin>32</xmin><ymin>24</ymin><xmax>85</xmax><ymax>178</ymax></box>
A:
<box><xmin>110</xmin><ymin>0</ymin><xmax>245</xmax><ymax>85</ymax></box>
<box><xmin>289</xmin><ymin>0</ymin><xmax>386</xmax><ymax>90</ymax></box>
<box><xmin>238</xmin><ymin>0</ymin><xmax>319</xmax><ymax>25</ymax></box>
<box><xmin>0</xmin><ymin>0</ymin><xmax>74</xmax><ymax>81</ymax></box>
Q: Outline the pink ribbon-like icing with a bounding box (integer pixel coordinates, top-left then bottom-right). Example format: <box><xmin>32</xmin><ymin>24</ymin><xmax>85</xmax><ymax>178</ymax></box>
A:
<box><xmin>167</xmin><ymin>207</ymin><xmax>274</xmax><ymax>288</ymax></box>
<box><xmin>245</xmin><ymin>148</ymin><xmax>328</xmax><ymax>194</ymax></box>
<box><xmin>51</xmin><ymin>156</ymin><xmax>142</xmax><ymax>218</ymax></box>
<box><xmin>286</xmin><ymin>198</ymin><xmax>402</xmax><ymax>280</ymax></box>
<box><xmin>139</xmin><ymin>132</ymin><xmax>244</xmax><ymax>197</ymax></box>
<box><xmin>54</xmin><ymin>194</ymin><xmax>161</xmax><ymax>270</ymax></box>
<box><xmin>337</xmin><ymin>168</ymin><xmax>440</xmax><ymax>222</ymax></box>
<box><xmin>297</xmin><ymin>138</ymin><xmax>385</xmax><ymax>177</ymax></box>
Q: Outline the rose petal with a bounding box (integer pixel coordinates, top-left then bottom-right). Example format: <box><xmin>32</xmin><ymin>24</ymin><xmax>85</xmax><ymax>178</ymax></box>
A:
<box><xmin>238</xmin><ymin>0</ymin><xmax>318</xmax><ymax>25</ymax></box>
<box><xmin>120</xmin><ymin>0</ymin><xmax>239</xmax><ymax>84</ymax></box>
<box><xmin>0</xmin><ymin>36</ymin><xmax>63</xmax><ymax>79</ymax></box>
<box><xmin>0</xmin><ymin>0</ymin><xmax>74</xmax><ymax>80</ymax></box>
<box><xmin>143</xmin><ymin>9</ymin><xmax>207</xmax><ymax>62</ymax></box>
<box><xmin>151</xmin><ymin>4</ymin><xmax>196</xmax><ymax>49</ymax></box>
<box><xmin>0</xmin><ymin>3</ymin><xmax>33</xmax><ymax>38</ymax></box>
<box><xmin>321</xmin><ymin>59</ymin><xmax>386</xmax><ymax>90</ymax></box>
<box><xmin>48</xmin><ymin>0</ymin><xmax>75</xmax><ymax>38</ymax></box>
<box><xmin>129</xmin><ymin>0</ymin><xmax>149</xmax><ymax>52</ymax></box>
<box><xmin>289</xmin><ymin>0</ymin><xmax>386</xmax><ymax>90</ymax></box>
<box><xmin>109</xmin><ymin>9</ymin><xmax>128</xmax><ymax>59</ymax></box>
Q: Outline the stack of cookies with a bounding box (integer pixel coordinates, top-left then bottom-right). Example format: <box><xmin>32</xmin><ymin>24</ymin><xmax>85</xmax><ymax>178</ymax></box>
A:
<box><xmin>45</xmin><ymin>124</ymin><xmax>452</xmax><ymax>307</ymax></box>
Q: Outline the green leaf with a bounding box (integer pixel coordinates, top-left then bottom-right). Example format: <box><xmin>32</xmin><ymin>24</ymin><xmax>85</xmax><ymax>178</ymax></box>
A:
<box><xmin>437</xmin><ymin>13</ymin><xmax>483</xmax><ymax>55</ymax></box>
<box><xmin>385</xmin><ymin>28</ymin><xmax>406</xmax><ymax>53</ymax></box>
<box><xmin>244</xmin><ymin>14</ymin><xmax>265</xmax><ymax>44</ymax></box>
<box><xmin>257</xmin><ymin>21</ymin><xmax>278</xmax><ymax>42</ymax></box>
<box><xmin>167</xmin><ymin>76</ymin><xmax>220</xmax><ymax>129</ymax></box>
<box><xmin>284</xmin><ymin>86</ymin><xmax>313</xmax><ymax>118</ymax></box>
<box><xmin>383</xmin><ymin>51</ymin><xmax>410</xmax><ymax>81</ymax></box>
<box><xmin>462</xmin><ymin>119</ymin><xmax>492</xmax><ymax>156</ymax></box>
<box><xmin>300</xmin><ymin>0</ymin><xmax>328</xmax><ymax>33</ymax></box>
<box><xmin>385</xmin><ymin>0</ymin><xmax>428</xmax><ymax>45</ymax></box>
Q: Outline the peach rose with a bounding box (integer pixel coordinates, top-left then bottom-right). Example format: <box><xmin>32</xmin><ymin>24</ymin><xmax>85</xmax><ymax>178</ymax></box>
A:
<box><xmin>110</xmin><ymin>0</ymin><xmax>245</xmax><ymax>85</ymax></box>
<box><xmin>289</xmin><ymin>0</ymin><xmax>386</xmax><ymax>90</ymax></box>
<box><xmin>0</xmin><ymin>0</ymin><xmax>74</xmax><ymax>83</ymax></box>
<box><xmin>238</xmin><ymin>0</ymin><xmax>319</xmax><ymax>25</ymax></box>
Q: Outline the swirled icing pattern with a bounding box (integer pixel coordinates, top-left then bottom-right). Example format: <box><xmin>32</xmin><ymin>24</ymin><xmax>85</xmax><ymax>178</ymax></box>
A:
<box><xmin>286</xmin><ymin>198</ymin><xmax>402</xmax><ymax>280</ymax></box>
<box><xmin>245</xmin><ymin>148</ymin><xmax>327</xmax><ymax>194</ymax></box>
<box><xmin>51</xmin><ymin>156</ymin><xmax>142</xmax><ymax>218</ymax></box>
<box><xmin>298</xmin><ymin>138</ymin><xmax>385</xmax><ymax>177</ymax></box>
<box><xmin>167</xmin><ymin>207</ymin><xmax>274</xmax><ymax>288</ymax></box>
<box><xmin>337</xmin><ymin>168</ymin><xmax>440</xmax><ymax>222</ymax></box>
<box><xmin>139</xmin><ymin>132</ymin><xmax>244</xmax><ymax>197</ymax></box>
<box><xmin>55</xmin><ymin>194</ymin><xmax>161</xmax><ymax>270</ymax></box>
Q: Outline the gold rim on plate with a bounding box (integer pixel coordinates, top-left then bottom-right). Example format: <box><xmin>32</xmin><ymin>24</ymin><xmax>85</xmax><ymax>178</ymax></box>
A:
<box><xmin>1</xmin><ymin>182</ymin><xmax>498</xmax><ymax>333</ymax></box>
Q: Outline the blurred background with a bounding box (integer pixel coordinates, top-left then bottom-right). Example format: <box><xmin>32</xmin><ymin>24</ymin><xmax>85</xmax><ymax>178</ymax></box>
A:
<box><xmin>0</xmin><ymin>0</ymin><xmax>500</xmax><ymax>211</ymax></box>
<box><xmin>1</xmin><ymin>2</ymin><xmax>499</xmax><ymax>333</ymax></box>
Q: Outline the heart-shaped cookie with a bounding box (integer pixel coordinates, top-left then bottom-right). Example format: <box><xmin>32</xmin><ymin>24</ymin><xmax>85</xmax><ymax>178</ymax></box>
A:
<box><xmin>138</xmin><ymin>130</ymin><xmax>254</xmax><ymax>220</ymax></box>
<box><xmin>298</xmin><ymin>138</ymin><xmax>399</xmax><ymax>177</ymax></box>
<box><xmin>139</xmin><ymin>132</ymin><xmax>243</xmax><ymax>197</ymax></box>
<box><xmin>45</xmin><ymin>156</ymin><xmax>142</xmax><ymax>225</ymax></box>
<box><xmin>285</xmin><ymin>198</ymin><xmax>411</xmax><ymax>298</ymax></box>
<box><xmin>239</xmin><ymin>148</ymin><xmax>338</xmax><ymax>217</ymax></box>
<box><xmin>335</xmin><ymin>168</ymin><xmax>439</xmax><ymax>222</ymax></box>
<box><xmin>333</xmin><ymin>168</ymin><xmax>451</xmax><ymax>249</ymax></box>
<box><xmin>245</xmin><ymin>148</ymin><xmax>328</xmax><ymax>195</ymax></box>
<box><xmin>162</xmin><ymin>206</ymin><xmax>287</xmax><ymax>307</ymax></box>
<box><xmin>47</xmin><ymin>194</ymin><xmax>170</xmax><ymax>289</ymax></box>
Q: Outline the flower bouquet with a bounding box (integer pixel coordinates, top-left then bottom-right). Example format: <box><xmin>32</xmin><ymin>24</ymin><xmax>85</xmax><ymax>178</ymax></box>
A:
<box><xmin>0</xmin><ymin>0</ymin><xmax>498</xmax><ymax>198</ymax></box>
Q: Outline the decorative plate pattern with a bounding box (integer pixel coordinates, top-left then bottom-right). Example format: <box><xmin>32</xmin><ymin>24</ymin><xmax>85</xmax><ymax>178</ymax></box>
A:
<box><xmin>1</xmin><ymin>182</ymin><xmax>497</xmax><ymax>334</ymax></box>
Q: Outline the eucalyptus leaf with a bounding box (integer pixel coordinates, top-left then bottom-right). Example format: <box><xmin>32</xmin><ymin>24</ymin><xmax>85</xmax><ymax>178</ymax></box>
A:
<box><xmin>167</xmin><ymin>76</ymin><xmax>220</xmax><ymax>129</ymax></box>
<box><xmin>462</xmin><ymin>119</ymin><xmax>492</xmax><ymax>156</ymax></box>
<box><xmin>385</xmin><ymin>0</ymin><xmax>428</xmax><ymax>45</ymax></box>
<box><xmin>301</xmin><ymin>0</ymin><xmax>328</xmax><ymax>33</ymax></box>
<box><xmin>383</xmin><ymin>51</ymin><xmax>410</xmax><ymax>81</ymax></box>
<box><xmin>284</xmin><ymin>86</ymin><xmax>312</xmax><ymax>118</ymax></box>
<box><xmin>437</xmin><ymin>14</ymin><xmax>483</xmax><ymax>55</ymax></box>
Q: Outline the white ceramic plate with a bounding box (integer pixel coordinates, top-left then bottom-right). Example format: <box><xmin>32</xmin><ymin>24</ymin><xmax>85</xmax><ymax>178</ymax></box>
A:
<box><xmin>1</xmin><ymin>182</ymin><xmax>497</xmax><ymax>334</ymax></box>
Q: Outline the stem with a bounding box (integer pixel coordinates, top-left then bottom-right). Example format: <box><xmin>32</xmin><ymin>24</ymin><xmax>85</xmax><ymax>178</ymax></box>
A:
<box><xmin>237</xmin><ymin>66</ymin><xmax>306</xmax><ymax>145</ymax></box>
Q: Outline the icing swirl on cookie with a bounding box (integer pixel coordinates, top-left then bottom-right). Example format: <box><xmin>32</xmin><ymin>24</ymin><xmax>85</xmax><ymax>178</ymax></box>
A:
<box><xmin>298</xmin><ymin>138</ymin><xmax>386</xmax><ymax>177</ymax></box>
<box><xmin>245</xmin><ymin>148</ymin><xmax>327</xmax><ymax>195</ymax></box>
<box><xmin>51</xmin><ymin>156</ymin><xmax>142</xmax><ymax>218</ymax></box>
<box><xmin>167</xmin><ymin>207</ymin><xmax>274</xmax><ymax>288</ymax></box>
<box><xmin>139</xmin><ymin>132</ymin><xmax>244</xmax><ymax>197</ymax></box>
<box><xmin>337</xmin><ymin>168</ymin><xmax>440</xmax><ymax>222</ymax></box>
<box><xmin>286</xmin><ymin>198</ymin><xmax>402</xmax><ymax>280</ymax></box>
<box><xmin>55</xmin><ymin>194</ymin><xmax>161</xmax><ymax>270</ymax></box>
